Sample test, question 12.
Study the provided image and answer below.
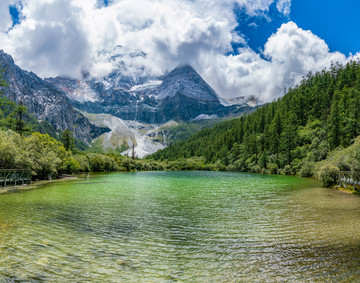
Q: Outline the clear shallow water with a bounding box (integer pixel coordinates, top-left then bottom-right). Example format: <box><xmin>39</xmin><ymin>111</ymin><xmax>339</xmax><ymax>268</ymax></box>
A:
<box><xmin>0</xmin><ymin>171</ymin><xmax>360</xmax><ymax>282</ymax></box>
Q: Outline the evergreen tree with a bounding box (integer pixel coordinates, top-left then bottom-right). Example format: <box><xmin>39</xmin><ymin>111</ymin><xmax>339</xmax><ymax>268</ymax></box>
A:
<box><xmin>61</xmin><ymin>129</ymin><xmax>75</xmax><ymax>151</ymax></box>
<box><xmin>349</xmin><ymin>88</ymin><xmax>360</xmax><ymax>139</ymax></box>
<box><xmin>329</xmin><ymin>91</ymin><xmax>341</xmax><ymax>150</ymax></box>
<box><xmin>270</xmin><ymin>111</ymin><xmax>282</xmax><ymax>161</ymax></box>
<box><xmin>14</xmin><ymin>99</ymin><xmax>30</xmax><ymax>136</ymax></box>
<box><xmin>281</xmin><ymin>112</ymin><xmax>297</xmax><ymax>165</ymax></box>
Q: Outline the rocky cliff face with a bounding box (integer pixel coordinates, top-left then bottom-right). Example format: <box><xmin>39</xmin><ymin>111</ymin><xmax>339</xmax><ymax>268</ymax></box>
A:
<box><xmin>47</xmin><ymin>64</ymin><xmax>253</xmax><ymax>124</ymax></box>
<box><xmin>84</xmin><ymin>113</ymin><xmax>166</xmax><ymax>158</ymax></box>
<box><xmin>0</xmin><ymin>50</ymin><xmax>109</xmax><ymax>143</ymax></box>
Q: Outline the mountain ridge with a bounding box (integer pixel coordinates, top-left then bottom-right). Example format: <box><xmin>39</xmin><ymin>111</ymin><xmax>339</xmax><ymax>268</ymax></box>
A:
<box><xmin>0</xmin><ymin>50</ymin><xmax>109</xmax><ymax>143</ymax></box>
<box><xmin>0</xmin><ymin>50</ymin><xmax>255</xmax><ymax>155</ymax></box>
<box><xmin>47</xmin><ymin>63</ymin><xmax>254</xmax><ymax>124</ymax></box>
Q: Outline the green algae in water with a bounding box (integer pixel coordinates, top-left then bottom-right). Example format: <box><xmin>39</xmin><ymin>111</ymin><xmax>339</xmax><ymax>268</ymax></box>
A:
<box><xmin>0</xmin><ymin>171</ymin><xmax>360</xmax><ymax>281</ymax></box>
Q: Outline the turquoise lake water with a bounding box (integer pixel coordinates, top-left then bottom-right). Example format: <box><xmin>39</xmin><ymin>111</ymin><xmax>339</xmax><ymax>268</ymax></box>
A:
<box><xmin>0</xmin><ymin>171</ymin><xmax>360</xmax><ymax>281</ymax></box>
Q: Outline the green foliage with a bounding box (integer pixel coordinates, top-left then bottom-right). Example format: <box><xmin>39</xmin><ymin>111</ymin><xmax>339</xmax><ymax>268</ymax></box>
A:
<box><xmin>73</xmin><ymin>154</ymin><xmax>91</xmax><ymax>172</ymax></box>
<box><xmin>86</xmin><ymin>153</ymin><xmax>119</xmax><ymax>172</ymax></box>
<box><xmin>0</xmin><ymin>128</ymin><xmax>188</xmax><ymax>179</ymax></box>
<box><xmin>61</xmin><ymin>129</ymin><xmax>75</xmax><ymax>151</ymax></box>
<box><xmin>0</xmin><ymin>94</ymin><xmax>16</xmax><ymax>131</ymax></box>
<box><xmin>315</xmin><ymin>161</ymin><xmax>339</xmax><ymax>188</ymax></box>
<box><xmin>150</xmin><ymin>60</ymin><xmax>360</xmax><ymax>180</ymax></box>
<box><xmin>74</xmin><ymin>138</ymin><xmax>90</xmax><ymax>151</ymax></box>
<box><xmin>14</xmin><ymin>103</ymin><xmax>31</xmax><ymax>136</ymax></box>
<box><xmin>0</xmin><ymin>92</ymin><xmax>60</xmax><ymax>138</ymax></box>
<box><xmin>162</xmin><ymin>120</ymin><xmax>219</xmax><ymax>144</ymax></box>
<box><xmin>3</xmin><ymin>60</ymin><xmax>360</xmax><ymax>185</ymax></box>
<box><xmin>0</xmin><ymin>130</ymin><xmax>64</xmax><ymax>178</ymax></box>
<box><xmin>25</xmin><ymin>132</ymin><xmax>65</xmax><ymax>178</ymax></box>
<box><xmin>299</xmin><ymin>161</ymin><xmax>315</xmax><ymax>178</ymax></box>
<box><xmin>62</xmin><ymin>156</ymin><xmax>81</xmax><ymax>174</ymax></box>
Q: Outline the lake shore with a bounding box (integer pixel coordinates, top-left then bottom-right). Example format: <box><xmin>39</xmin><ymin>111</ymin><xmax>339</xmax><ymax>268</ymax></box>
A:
<box><xmin>0</xmin><ymin>175</ymin><xmax>79</xmax><ymax>194</ymax></box>
<box><xmin>334</xmin><ymin>185</ymin><xmax>358</xmax><ymax>195</ymax></box>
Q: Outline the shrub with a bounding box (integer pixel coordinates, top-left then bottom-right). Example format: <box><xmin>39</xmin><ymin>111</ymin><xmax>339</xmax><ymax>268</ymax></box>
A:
<box><xmin>73</xmin><ymin>154</ymin><xmax>91</xmax><ymax>172</ymax></box>
<box><xmin>87</xmin><ymin>153</ymin><xmax>119</xmax><ymax>172</ymax></box>
<box><xmin>268</xmin><ymin>163</ymin><xmax>278</xmax><ymax>175</ymax></box>
<box><xmin>315</xmin><ymin>161</ymin><xmax>339</xmax><ymax>188</ymax></box>
<box><xmin>0</xmin><ymin>130</ymin><xmax>18</xmax><ymax>168</ymax></box>
<box><xmin>62</xmin><ymin>156</ymin><xmax>81</xmax><ymax>174</ymax></box>
<box><xmin>299</xmin><ymin>161</ymin><xmax>315</xmax><ymax>177</ymax></box>
<box><xmin>24</xmin><ymin>132</ymin><xmax>63</xmax><ymax>178</ymax></box>
<box><xmin>225</xmin><ymin>164</ymin><xmax>236</xmax><ymax>172</ymax></box>
<box><xmin>214</xmin><ymin>160</ymin><xmax>225</xmax><ymax>171</ymax></box>
<box><xmin>251</xmin><ymin>164</ymin><xmax>261</xmax><ymax>173</ymax></box>
<box><xmin>282</xmin><ymin>165</ymin><xmax>292</xmax><ymax>175</ymax></box>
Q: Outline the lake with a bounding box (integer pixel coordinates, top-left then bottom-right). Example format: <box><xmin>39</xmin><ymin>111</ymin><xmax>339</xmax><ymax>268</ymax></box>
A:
<box><xmin>0</xmin><ymin>171</ymin><xmax>360</xmax><ymax>281</ymax></box>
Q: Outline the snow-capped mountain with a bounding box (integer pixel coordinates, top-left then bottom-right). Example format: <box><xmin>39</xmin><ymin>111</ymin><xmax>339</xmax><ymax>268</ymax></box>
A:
<box><xmin>155</xmin><ymin>64</ymin><xmax>219</xmax><ymax>101</ymax></box>
<box><xmin>47</xmin><ymin>64</ymin><xmax>254</xmax><ymax>124</ymax></box>
<box><xmin>0</xmin><ymin>49</ymin><xmax>255</xmax><ymax>155</ymax></box>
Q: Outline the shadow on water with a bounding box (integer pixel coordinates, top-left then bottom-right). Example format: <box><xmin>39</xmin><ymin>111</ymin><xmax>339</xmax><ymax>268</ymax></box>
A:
<box><xmin>44</xmin><ymin>208</ymin><xmax>137</xmax><ymax>237</ymax></box>
<box><xmin>2</xmin><ymin>274</ymin><xmax>48</xmax><ymax>283</ymax></box>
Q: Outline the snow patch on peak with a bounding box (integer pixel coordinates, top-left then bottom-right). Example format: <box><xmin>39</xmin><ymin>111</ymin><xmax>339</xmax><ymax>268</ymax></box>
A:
<box><xmin>69</xmin><ymin>80</ymin><xmax>99</xmax><ymax>103</ymax></box>
<box><xmin>102</xmin><ymin>80</ymin><xmax>113</xmax><ymax>90</ymax></box>
<box><xmin>130</xmin><ymin>80</ymin><xmax>162</xmax><ymax>92</ymax></box>
<box><xmin>45</xmin><ymin>77</ymin><xmax>99</xmax><ymax>103</ymax></box>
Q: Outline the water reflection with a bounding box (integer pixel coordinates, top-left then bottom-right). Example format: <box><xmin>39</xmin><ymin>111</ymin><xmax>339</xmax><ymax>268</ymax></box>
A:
<box><xmin>0</xmin><ymin>172</ymin><xmax>360</xmax><ymax>281</ymax></box>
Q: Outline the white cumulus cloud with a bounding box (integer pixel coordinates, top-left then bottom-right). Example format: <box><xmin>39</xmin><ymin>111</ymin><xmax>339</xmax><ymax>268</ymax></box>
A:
<box><xmin>276</xmin><ymin>0</ymin><xmax>291</xmax><ymax>16</ymax></box>
<box><xmin>0</xmin><ymin>0</ymin><xmax>354</xmax><ymax>102</ymax></box>
<box><xmin>200</xmin><ymin>22</ymin><xmax>347</xmax><ymax>102</ymax></box>
<box><xmin>1</xmin><ymin>0</ymin><xmax>90</xmax><ymax>77</ymax></box>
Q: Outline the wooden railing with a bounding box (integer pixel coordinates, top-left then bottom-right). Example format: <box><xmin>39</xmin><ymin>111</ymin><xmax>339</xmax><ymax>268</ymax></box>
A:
<box><xmin>338</xmin><ymin>171</ymin><xmax>360</xmax><ymax>191</ymax></box>
<box><xmin>0</xmin><ymin>169</ymin><xmax>32</xmax><ymax>187</ymax></box>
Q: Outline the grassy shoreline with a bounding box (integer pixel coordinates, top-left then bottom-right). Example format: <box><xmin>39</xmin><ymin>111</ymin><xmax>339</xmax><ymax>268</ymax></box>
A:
<box><xmin>0</xmin><ymin>175</ymin><xmax>81</xmax><ymax>194</ymax></box>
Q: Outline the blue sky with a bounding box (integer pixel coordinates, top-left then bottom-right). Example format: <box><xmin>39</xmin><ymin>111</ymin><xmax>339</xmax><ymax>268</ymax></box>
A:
<box><xmin>9</xmin><ymin>5</ymin><xmax>21</xmax><ymax>27</ymax></box>
<box><xmin>290</xmin><ymin>0</ymin><xmax>360</xmax><ymax>55</ymax></box>
<box><xmin>0</xmin><ymin>0</ymin><xmax>357</xmax><ymax>101</ymax></box>
<box><xmin>235</xmin><ymin>0</ymin><xmax>360</xmax><ymax>56</ymax></box>
<box><xmin>234</xmin><ymin>2</ymin><xmax>288</xmax><ymax>54</ymax></box>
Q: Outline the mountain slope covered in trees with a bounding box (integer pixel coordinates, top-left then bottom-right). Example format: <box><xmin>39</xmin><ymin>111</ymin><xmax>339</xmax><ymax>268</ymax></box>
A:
<box><xmin>150</xmin><ymin>61</ymin><xmax>360</xmax><ymax>183</ymax></box>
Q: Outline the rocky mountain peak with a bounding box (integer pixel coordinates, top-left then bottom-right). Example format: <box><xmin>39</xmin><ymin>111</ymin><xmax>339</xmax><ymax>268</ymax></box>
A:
<box><xmin>156</xmin><ymin>64</ymin><xmax>220</xmax><ymax>102</ymax></box>
<box><xmin>0</xmin><ymin>50</ymin><xmax>13</xmax><ymax>64</ymax></box>
<box><xmin>167</xmin><ymin>64</ymin><xmax>197</xmax><ymax>75</ymax></box>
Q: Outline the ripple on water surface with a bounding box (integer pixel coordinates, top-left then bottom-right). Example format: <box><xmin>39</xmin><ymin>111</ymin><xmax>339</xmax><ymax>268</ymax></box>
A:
<box><xmin>1</xmin><ymin>171</ymin><xmax>360</xmax><ymax>281</ymax></box>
